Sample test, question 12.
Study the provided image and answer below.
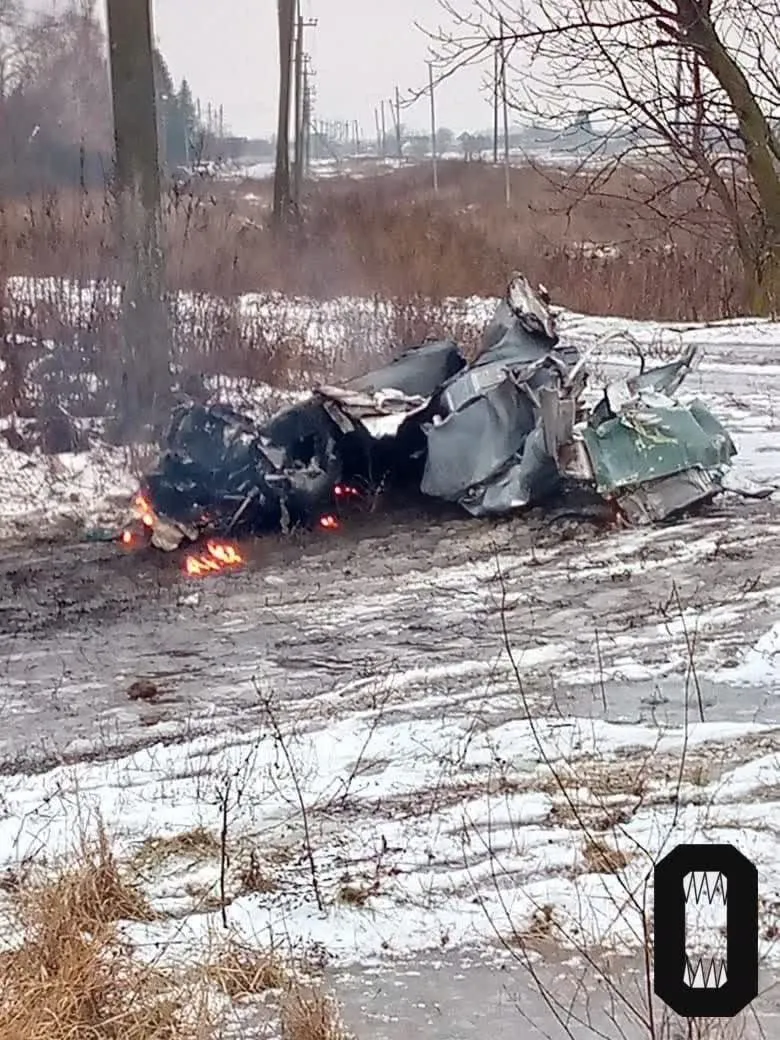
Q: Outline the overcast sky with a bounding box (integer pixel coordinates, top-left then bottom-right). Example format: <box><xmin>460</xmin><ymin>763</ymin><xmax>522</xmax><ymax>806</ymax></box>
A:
<box><xmin>149</xmin><ymin>0</ymin><xmax>491</xmax><ymax>139</ymax></box>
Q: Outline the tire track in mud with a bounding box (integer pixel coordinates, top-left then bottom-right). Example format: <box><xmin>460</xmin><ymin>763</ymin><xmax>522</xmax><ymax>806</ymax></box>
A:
<box><xmin>1</xmin><ymin>497</ymin><xmax>779</xmax><ymax>774</ymax></box>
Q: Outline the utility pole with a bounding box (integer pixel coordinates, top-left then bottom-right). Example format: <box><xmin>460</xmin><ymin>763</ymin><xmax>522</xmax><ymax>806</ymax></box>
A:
<box><xmin>303</xmin><ymin>65</ymin><xmax>313</xmax><ymax>176</ymax></box>
<box><xmin>105</xmin><ymin>0</ymin><xmax>171</xmax><ymax>436</ymax></box>
<box><xmin>380</xmin><ymin>100</ymin><xmax>387</xmax><ymax>158</ymax></box>
<box><xmin>374</xmin><ymin>107</ymin><xmax>381</xmax><ymax>156</ymax></box>
<box><xmin>428</xmin><ymin>62</ymin><xmax>438</xmax><ymax>193</ymax></box>
<box><xmin>492</xmin><ymin>44</ymin><xmax>499</xmax><ymax>164</ymax></box>
<box><xmin>292</xmin><ymin>9</ymin><xmax>317</xmax><ymax>208</ymax></box>
<box><xmin>273</xmin><ymin>0</ymin><xmax>295</xmax><ymax>225</ymax></box>
<box><xmin>500</xmin><ymin>15</ymin><xmax>511</xmax><ymax>208</ymax></box>
<box><xmin>394</xmin><ymin>86</ymin><xmax>402</xmax><ymax>159</ymax></box>
<box><xmin>293</xmin><ymin>3</ymin><xmax>305</xmax><ymax>206</ymax></box>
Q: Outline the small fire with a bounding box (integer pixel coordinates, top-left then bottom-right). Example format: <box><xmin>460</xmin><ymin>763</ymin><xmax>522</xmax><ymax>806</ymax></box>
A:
<box><xmin>334</xmin><ymin>483</ymin><xmax>361</xmax><ymax>499</ymax></box>
<box><xmin>184</xmin><ymin>540</ymin><xmax>244</xmax><ymax>577</ymax></box>
<box><xmin>120</xmin><ymin>529</ymin><xmax>134</xmax><ymax>546</ymax></box>
<box><xmin>134</xmin><ymin>492</ymin><xmax>155</xmax><ymax>528</ymax></box>
<box><xmin>319</xmin><ymin>514</ymin><xmax>340</xmax><ymax>530</ymax></box>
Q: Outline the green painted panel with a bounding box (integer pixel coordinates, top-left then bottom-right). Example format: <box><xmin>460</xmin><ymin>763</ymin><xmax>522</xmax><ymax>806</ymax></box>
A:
<box><xmin>579</xmin><ymin>398</ymin><xmax>736</xmax><ymax>494</ymax></box>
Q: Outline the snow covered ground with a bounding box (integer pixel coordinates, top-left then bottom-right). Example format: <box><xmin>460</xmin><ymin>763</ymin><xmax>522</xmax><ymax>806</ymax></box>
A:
<box><xmin>2</xmin><ymin>706</ymin><xmax>779</xmax><ymax>970</ymax></box>
<box><xmin>229</xmin><ymin>150</ymin><xmax>614</xmax><ymax>183</ymax></box>
<box><xmin>1</xmin><ymin>277</ymin><xmax>780</xmax><ymax>998</ymax></box>
<box><xmin>2</xmin><ymin>276</ymin><xmax>779</xmax><ymax>542</ymax></box>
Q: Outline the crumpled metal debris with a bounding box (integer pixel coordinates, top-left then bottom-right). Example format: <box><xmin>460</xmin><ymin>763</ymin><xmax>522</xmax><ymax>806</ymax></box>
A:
<box><xmin>133</xmin><ymin>273</ymin><xmax>742</xmax><ymax>550</ymax></box>
<box><xmin>564</xmin><ymin>344</ymin><xmax>737</xmax><ymax>524</ymax></box>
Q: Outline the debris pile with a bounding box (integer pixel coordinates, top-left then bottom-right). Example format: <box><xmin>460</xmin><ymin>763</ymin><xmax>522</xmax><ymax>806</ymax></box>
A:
<box><xmin>127</xmin><ymin>274</ymin><xmax>739</xmax><ymax>555</ymax></box>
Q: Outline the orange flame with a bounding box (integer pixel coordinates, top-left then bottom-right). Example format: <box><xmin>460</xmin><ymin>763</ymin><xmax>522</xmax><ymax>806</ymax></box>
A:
<box><xmin>120</xmin><ymin>529</ymin><xmax>134</xmax><ymax>546</ymax></box>
<box><xmin>133</xmin><ymin>492</ymin><xmax>155</xmax><ymax>528</ymax></box>
<box><xmin>205</xmin><ymin>540</ymin><xmax>242</xmax><ymax>564</ymax></box>
<box><xmin>334</xmin><ymin>483</ymin><xmax>360</xmax><ymax>499</ymax></box>
<box><xmin>319</xmin><ymin>514</ymin><xmax>340</xmax><ymax>530</ymax></box>
<box><xmin>184</xmin><ymin>540</ymin><xmax>244</xmax><ymax>577</ymax></box>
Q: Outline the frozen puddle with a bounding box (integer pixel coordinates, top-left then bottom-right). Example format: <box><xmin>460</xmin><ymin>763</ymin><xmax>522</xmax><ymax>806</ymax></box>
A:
<box><xmin>330</xmin><ymin>952</ymin><xmax>780</xmax><ymax>1040</ymax></box>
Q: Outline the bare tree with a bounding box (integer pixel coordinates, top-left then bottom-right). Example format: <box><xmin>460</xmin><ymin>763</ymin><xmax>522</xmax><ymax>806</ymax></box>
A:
<box><xmin>0</xmin><ymin>0</ymin><xmax>29</xmax><ymax>98</ymax></box>
<box><xmin>21</xmin><ymin>1</ymin><xmax>111</xmax><ymax>153</ymax></box>
<box><xmin>428</xmin><ymin>0</ymin><xmax>780</xmax><ymax>314</ymax></box>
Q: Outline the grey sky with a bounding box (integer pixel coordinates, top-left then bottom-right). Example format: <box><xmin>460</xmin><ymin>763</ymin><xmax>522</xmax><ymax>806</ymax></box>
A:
<box><xmin>150</xmin><ymin>0</ymin><xmax>490</xmax><ymax>139</ymax></box>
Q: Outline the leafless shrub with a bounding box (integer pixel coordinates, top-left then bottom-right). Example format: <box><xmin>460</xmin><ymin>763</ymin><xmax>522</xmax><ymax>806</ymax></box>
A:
<box><xmin>427</xmin><ymin>1</ymin><xmax>779</xmax><ymax>314</ymax></box>
<box><xmin>465</xmin><ymin>552</ymin><xmax>770</xmax><ymax>1040</ymax></box>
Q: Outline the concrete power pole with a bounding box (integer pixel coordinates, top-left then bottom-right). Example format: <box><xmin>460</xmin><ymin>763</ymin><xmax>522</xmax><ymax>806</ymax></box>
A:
<box><xmin>492</xmin><ymin>44</ymin><xmax>499</xmax><ymax>164</ymax></box>
<box><xmin>292</xmin><ymin>4</ymin><xmax>304</xmax><ymax>209</ymax></box>
<box><xmin>428</xmin><ymin>62</ymin><xmax>438</xmax><ymax>193</ymax></box>
<box><xmin>302</xmin><ymin>65</ymin><xmax>313</xmax><ymax>176</ymax></box>
<box><xmin>394</xmin><ymin>86</ymin><xmax>402</xmax><ymax>159</ymax></box>
<box><xmin>105</xmin><ymin>0</ymin><xmax>171</xmax><ymax>435</ymax></box>
<box><xmin>500</xmin><ymin>15</ymin><xmax>511</xmax><ymax>207</ymax></box>
<box><xmin>292</xmin><ymin>7</ymin><xmax>317</xmax><ymax>210</ymax></box>
<box><xmin>380</xmin><ymin>100</ymin><xmax>387</xmax><ymax>158</ymax></box>
<box><xmin>273</xmin><ymin>0</ymin><xmax>295</xmax><ymax>226</ymax></box>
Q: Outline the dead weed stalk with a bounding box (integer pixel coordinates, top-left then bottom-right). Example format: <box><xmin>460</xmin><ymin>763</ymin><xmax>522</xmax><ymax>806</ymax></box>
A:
<box><xmin>470</xmin><ymin>553</ymin><xmax>755</xmax><ymax>1040</ymax></box>
<box><xmin>279</xmin><ymin>983</ymin><xmax>353</xmax><ymax>1040</ymax></box>
<box><xmin>256</xmin><ymin>686</ymin><xmax>324</xmax><ymax>912</ymax></box>
<box><xmin>0</xmin><ymin>828</ymin><xmax>208</xmax><ymax>1040</ymax></box>
<box><xmin>0</xmin><ymin>826</ymin><xmax>357</xmax><ymax>1040</ymax></box>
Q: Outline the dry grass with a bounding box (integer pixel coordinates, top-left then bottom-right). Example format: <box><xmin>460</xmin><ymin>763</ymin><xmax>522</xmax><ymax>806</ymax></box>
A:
<box><xmin>0</xmin><ymin>828</ymin><xmax>203</xmax><ymax>1040</ymax></box>
<box><xmin>279</xmin><ymin>983</ymin><xmax>352</xmax><ymax>1040</ymax></box>
<box><xmin>32</xmin><ymin>824</ymin><xmax>156</xmax><ymax>925</ymax></box>
<box><xmin>135</xmin><ymin>828</ymin><xmax>222</xmax><ymax>867</ymax></box>
<box><xmin>0</xmin><ymin>160</ymin><xmax>746</xmax><ymax>320</ymax></box>
<box><xmin>0</xmin><ymin>826</ymin><xmax>356</xmax><ymax>1040</ymax></box>
<box><xmin>205</xmin><ymin>937</ymin><xmax>288</xmax><ymax>998</ymax></box>
<box><xmin>582</xmin><ymin>837</ymin><xmax>631</xmax><ymax>874</ymax></box>
<box><xmin>237</xmin><ymin>849</ymin><xmax>277</xmax><ymax>895</ymax></box>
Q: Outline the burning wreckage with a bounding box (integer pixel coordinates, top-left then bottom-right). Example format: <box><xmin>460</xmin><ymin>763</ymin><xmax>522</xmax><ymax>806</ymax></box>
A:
<box><xmin>125</xmin><ymin>275</ymin><xmax>742</xmax><ymax>574</ymax></box>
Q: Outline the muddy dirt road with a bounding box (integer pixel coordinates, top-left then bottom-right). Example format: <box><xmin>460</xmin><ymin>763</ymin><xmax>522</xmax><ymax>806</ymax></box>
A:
<box><xmin>2</xmin><ymin>492</ymin><xmax>780</xmax><ymax>774</ymax></box>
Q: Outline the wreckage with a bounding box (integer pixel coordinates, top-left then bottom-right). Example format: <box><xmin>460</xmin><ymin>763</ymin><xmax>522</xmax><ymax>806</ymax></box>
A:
<box><xmin>130</xmin><ymin>274</ymin><xmax>739</xmax><ymax>554</ymax></box>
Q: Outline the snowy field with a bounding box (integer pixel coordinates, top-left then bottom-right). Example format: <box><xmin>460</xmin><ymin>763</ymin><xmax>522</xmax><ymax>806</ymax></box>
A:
<box><xmin>1</xmin><ymin>278</ymin><xmax>780</xmax><ymax>1025</ymax></box>
<box><xmin>230</xmin><ymin>150</ymin><xmax>618</xmax><ymax>183</ymax></box>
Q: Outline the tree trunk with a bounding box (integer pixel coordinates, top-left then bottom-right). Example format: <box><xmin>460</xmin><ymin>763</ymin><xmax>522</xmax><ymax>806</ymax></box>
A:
<box><xmin>746</xmin><ymin>243</ymin><xmax>780</xmax><ymax>317</ymax></box>
<box><xmin>682</xmin><ymin>4</ymin><xmax>780</xmax><ymax>314</ymax></box>
<box><xmin>106</xmin><ymin>0</ymin><xmax>172</xmax><ymax>438</ymax></box>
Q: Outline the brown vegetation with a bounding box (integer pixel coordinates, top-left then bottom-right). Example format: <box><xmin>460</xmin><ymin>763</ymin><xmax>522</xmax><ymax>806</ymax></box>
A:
<box><xmin>0</xmin><ymin>825</ymin><xmax>353</xmax><ymax>1040</ymax></box>
<box><xmin>0</xmin><ymin>160</ymin><xmax>756</xmax><ymax>428</ymax></box>
<box><xmin>0</xmin><ymin>828</ymin><xmax>191</xmax><ymax>1040</ymax></box>
<box><xmin>1</xmin><ymin>160</ymin><xmax>747</xmax><ymax>322</ymax></box>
